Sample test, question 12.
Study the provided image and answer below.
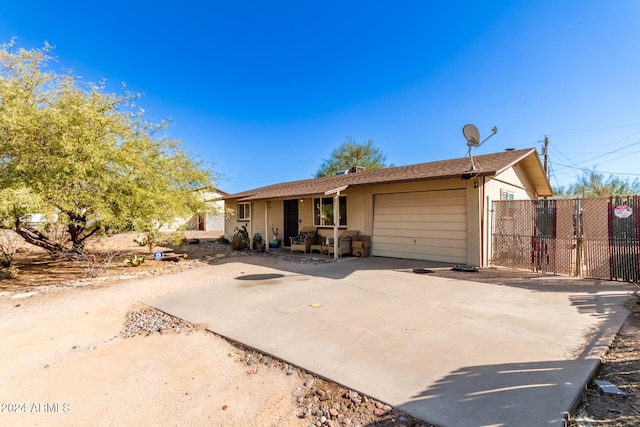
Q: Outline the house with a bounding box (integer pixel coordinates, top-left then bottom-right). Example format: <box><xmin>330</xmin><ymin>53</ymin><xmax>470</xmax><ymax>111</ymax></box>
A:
<box><xmin>223</xmin><ymin>148</ymin><xmax>552</xmax><ymax>266</ymax></box>
<box><xmin>185</xmin><ymin>186</ymin><xmax>228</xmax><ymax>232</ymax></box>
<box><xmin>160</xmin><ymin>186</ymin><xmax>228</xmax><ymax>233</ymax></box>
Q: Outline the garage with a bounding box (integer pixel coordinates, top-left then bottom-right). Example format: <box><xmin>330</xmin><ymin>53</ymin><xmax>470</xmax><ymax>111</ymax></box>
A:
<box><xmin>372</xmin><ymin>189</ymin><xmax>467</xmax><ymax>263</ymax></box>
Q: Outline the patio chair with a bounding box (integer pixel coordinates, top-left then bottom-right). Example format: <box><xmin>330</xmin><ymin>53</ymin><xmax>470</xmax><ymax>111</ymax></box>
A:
<box><xmin>328</xmin><ymin>230</ymin><xmax>358</xmax><ymax>257</ymax></box>
<box><xmin>290</xmin><ymin>226</ymin><xmax>316</xmax><ymax>254</ymax></box>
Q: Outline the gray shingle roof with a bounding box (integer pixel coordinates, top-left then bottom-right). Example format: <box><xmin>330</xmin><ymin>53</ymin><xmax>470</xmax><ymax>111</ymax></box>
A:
<box><xmin>224</xmin><ymin>148</ymin><xmax>551</xmax><ymax>201</ymax></box>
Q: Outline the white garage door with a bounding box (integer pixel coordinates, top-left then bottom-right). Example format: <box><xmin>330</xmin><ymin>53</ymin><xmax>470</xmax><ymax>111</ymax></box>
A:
<box><xmin>372</xmin><ymin>189</ymin><xmax>467</xmax><ymax>263</ymax></box>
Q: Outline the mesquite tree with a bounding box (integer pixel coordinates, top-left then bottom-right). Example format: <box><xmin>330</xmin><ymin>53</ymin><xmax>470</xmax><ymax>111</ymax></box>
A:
<box><xmin>0</xmin><ymin>40</ymin><xmax>214</xmax><ymax>258</ymax></box>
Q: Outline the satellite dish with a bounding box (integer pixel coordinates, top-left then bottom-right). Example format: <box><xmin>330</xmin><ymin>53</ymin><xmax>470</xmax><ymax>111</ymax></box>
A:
<box><xmin>462</xmin><ymin>124</ymin><xmax>498</xmax><ymax>172</ymax></box>
<box><xmin>463</xmin><ymin>124</ymin><xmax>480</xmax><ymax>147</ymax></box>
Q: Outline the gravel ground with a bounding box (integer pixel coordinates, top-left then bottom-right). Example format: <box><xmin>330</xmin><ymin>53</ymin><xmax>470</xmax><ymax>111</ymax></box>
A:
<box><xmin>2</xmin><ymin>234</ymin><xmax>638</xmax><ymax>426</ymax></box>
<box><xmin>120</xmin><ymin>304</ymin><xmax>435</xmax><ymax>427</ymax></box>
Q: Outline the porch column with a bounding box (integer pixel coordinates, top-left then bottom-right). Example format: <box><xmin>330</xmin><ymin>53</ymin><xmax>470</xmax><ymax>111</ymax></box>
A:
<box><xmin>333</xmin><ymin>193</ymin><xmax>339</xmax><ymax>260</ymax></box>
<box><xmin>324</xmin><ymin>185</ymin><xmax>349</xmax><ymax>261</ymax></box>
<box><xmin>264</xmin><ymin>201</ymin><xmax>269</xmax><ymax>253</ymax></box>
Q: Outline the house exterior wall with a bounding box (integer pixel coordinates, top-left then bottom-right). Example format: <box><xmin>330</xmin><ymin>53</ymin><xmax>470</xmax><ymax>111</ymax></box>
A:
<box><xmin>204</xmin><ymin>200</ymin><xmax>225</xmax><ymax>232</ymax></box>
<box><xmin>224</xmin><ymin>198</ymin><xmax>243</xmax><ymax>238</ymax></box>
<box><xmin>225</xmin><ymin>199</ymin><xmax>287</xmax><ymax>247</ymax></box>
<box><xmin>225</xmin><ymin>177</ymin><xmax>483</xmax><ymax>262</ymax></box>
<box><xmin>180</xmin><ymin>190</ymin><xmax>226</xmax><ymax>233</ymax></box>
<box><xmin>224</xmin><ymin>168</ymin><xmax>537</xmax><ymax>265</ymax></box>
<box><xmin>481</xmin><ymin>164</ymin><xmax>540</xmax><ymax>266</ymax></box>
<box><xmin>200</xmin><ymin>189</ymin><xmax>226</xmax><ymax>232</ymax></box>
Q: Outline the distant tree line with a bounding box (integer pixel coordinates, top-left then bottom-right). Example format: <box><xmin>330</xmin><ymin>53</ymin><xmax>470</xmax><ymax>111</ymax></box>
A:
<box><xmin>554</xmin><ymin>170</ymin><xmax>640</xmax><ymax>197</ymax></box>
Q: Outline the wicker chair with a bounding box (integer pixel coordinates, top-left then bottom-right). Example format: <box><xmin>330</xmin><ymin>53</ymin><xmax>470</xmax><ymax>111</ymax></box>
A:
<box><xmin>328</xmin><ymin>230</ymin><xmax>358</xmax><ymax>257</ymax></box>
<box><xmin>289</xmin><ymin>226</ymin><xmax>316</xmax><ymax>253</ymax></box>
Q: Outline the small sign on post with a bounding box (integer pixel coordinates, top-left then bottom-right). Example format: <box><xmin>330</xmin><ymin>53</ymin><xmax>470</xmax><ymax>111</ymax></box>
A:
<box><xmin>153</xmin><ymin>251</ymin><xmax>164</xmax><ymax>263</ymax></box>
<box><xmin>614</xmin><ymin>205</ymin><xmax>633</xmax><ymax>219</ymax></box>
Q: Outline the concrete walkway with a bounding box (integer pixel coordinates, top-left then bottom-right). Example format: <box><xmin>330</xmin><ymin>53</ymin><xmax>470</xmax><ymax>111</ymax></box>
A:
<box><xmin>148</xmin><ymin>257</ymin><xmax>632</xmax><ymax>427</ymax></box>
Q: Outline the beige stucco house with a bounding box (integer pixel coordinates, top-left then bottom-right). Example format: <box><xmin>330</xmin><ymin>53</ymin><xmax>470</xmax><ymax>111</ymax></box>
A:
<box><xmin>187</xmin><ymin>186</ymin><xmax>228</xmax><ymax>232</ymax></box>
<box><xmin>160</xmin><ymin>186</ymin><xmax>228</xmax><ymax>233</ymax></box>
<box><xmin>223</xmin><ymin>148</ymin><xmax>552</xmax><ymax>267</ymax></box>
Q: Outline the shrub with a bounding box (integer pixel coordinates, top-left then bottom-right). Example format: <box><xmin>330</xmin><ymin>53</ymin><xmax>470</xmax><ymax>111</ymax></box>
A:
<box><xmin>124</xmin><ymin>255</ymin><xmax>146</xmax><ymax>267</ymax></box>
<box><xmin>231</xmin><ymin>225</ymin><xmax>249</xmax><ymax>251</ymax></box>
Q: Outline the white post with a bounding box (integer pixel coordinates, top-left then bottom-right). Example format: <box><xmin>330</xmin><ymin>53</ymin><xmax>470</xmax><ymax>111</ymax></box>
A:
<box><xmin>323</xmin><ymin>185</ymin><xmax>348</xmax><ymax>261</ymax></box>
<box><xmin>264</xmin><ymin>201</ymin><xmax>269</xmax><ymax>253</ymax></box>
<box><xmin>333</xmin><ymin>192</ymin><xmax>339</xmax><ymax>260</ymax></box>
<box><xmin>249</xmin><ymin>202</ymin><xmax>253</xmax><ymax>250</ymax></box>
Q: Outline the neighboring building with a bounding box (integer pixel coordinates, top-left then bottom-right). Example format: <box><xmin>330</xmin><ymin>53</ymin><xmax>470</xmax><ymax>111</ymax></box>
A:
<box><xmin>185</xmin><ymin>186</ymin><xmax>228</xmax><ymax>232</ymax></box>
<box><xmin>223</xmin><ymin>149</ymin><xmax>552</xmax><ymax>266</ymax></box>
<box><xmin>159</xmin><ymin>186</ymin><xmax>227</xmax><ymax>233</ymax></box>
<box><xmin>23</xmin><ymin>187</ymin><xmax>228</xmax><ymax>234</ymax></box>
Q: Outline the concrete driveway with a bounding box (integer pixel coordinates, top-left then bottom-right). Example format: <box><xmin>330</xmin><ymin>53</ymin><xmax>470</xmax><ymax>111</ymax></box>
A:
<box><xmin>148</xmin><ymin>256</ymin><xmax>632</xmax><ymax>427</ymax></box>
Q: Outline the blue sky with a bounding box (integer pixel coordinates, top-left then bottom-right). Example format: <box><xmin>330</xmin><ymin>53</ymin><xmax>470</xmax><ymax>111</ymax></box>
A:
<box><xmin>1</xmin><ymin>1</ymin><xmax>639</xmax><ymax>194</ymax></box>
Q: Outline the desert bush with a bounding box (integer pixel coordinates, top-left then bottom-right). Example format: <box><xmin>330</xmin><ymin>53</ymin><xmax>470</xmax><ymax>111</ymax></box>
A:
<box><xmin>133</xmin><ymin>235</ymin><xmax>148</xmax><ymax>247</ymax></box>
<box><xmin>77</xmin><ymin>250</ymin><xmax>117</xmax><ymax>278</ymax></box>
<box><xmin>231</xmin><ymin>225</ymin><xmax>249</xmax><ymax>250</ymax></box>
<box><xmin>0</xmin><ymin>230</ymin><xmax>23</xmax><ymax>267</ymax></box>
<box><xmin>124</xmin><ymin>255</ymin><xmax>146</xmax><ymax>267</ymax></box>
<box><xmin>135</xmin><ymin>230</ymin><xmax>187</xmax><ymax>252</ymax></box>
<box><xmin>159</xmin><ymin>231</ymin><xmax>187</xmax><ymax>247</ymax></box>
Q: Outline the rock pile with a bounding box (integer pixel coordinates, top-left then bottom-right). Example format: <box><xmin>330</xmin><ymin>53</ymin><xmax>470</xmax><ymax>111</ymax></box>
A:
<box><xmin>231</xmin><ymin>347</ymin><xmax>433</xmax><ymax>427</ymax></box>
<box><xmin>282</xmin><ymin>255</ymin><xmax>335</xmax><ymax>264</ymax></box>
<box><xmin>290</xmin><ymin>377</ymin><xmax>433</xmax><ymax>427</ymax></box>
<box><xmin>121</xmin><ymin>306</ymin><xmax>195</xmax><ymax>338</ymax></box>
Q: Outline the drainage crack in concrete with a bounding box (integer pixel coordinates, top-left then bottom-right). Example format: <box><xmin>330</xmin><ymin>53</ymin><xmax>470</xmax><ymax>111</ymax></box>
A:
<box><xmin>435</xmin><ymin>303</ymin><xmax>475</xmax><ymax>320</ymax></box>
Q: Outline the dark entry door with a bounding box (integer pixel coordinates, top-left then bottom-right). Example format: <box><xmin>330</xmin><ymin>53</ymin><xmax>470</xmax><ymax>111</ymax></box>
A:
<box><xmin>283</xmin><ymin>200</ymin><xmax>299</xmax><ymax>247</ymax></box>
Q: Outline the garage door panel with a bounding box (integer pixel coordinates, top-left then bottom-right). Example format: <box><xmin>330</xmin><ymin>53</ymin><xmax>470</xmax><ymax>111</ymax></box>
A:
<box><xmin>374</xmin><ymin>248</ymin><xmax>466</xmax><ymax>264</ymax></box>
<box><xmin>373</xmin><ymin>229</ymin><xmax>467</xmax><ymax>240</ymax></box>
<box><xmin>374</xmin><ymin>205</ymin><xmax>464</xmax><ymax>216</ymax></box>
<box><xmin>373</xmin><ymin>190</ymin><xmax>467</xmax><ymax>263</ymax></box>
<box><xmin>374</xmin><ymin>237</ymin><xmax>467</xmax><ymax>250</ymax></box>
<box><xmin>375</xmin><ymin>200</ymin><xmax>465</xmax><ymax>210</ymax></box>
<box><xmin>376</xmin><ymin>192</ymin><xmax>465</xmax><ymax>204</ymax></box>
<box><xmin>374</xmin><ymin>214</ymin><xmax>467</xmax><ymax>224</ymax></box>
<box><xmin>376</xmin><ymin>194</ymin><xmax>464</xmax><ymax>209</ymax></box>
<box><xmin>376</xmin><ymin>246</ymin><xmax>467</xmax><ymax>262</ymax></box>
<box><xmin>374</xmin><ymin>220</ymin><xmax>466</xmax><ymax>232</ymax></box>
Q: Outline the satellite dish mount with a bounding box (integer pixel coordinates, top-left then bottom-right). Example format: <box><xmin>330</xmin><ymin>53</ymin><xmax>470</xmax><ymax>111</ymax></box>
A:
<box><xmin>463</xmin><ymin>124</ymin><xmax>497</xmax><ymax>171</ymax></box>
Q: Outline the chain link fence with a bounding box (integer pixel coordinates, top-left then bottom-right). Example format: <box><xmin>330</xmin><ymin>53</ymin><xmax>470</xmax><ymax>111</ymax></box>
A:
<box><xmin>491</xmin><ymin>196</ymin><xmax>639</xmax><ymax>282</ymax></box>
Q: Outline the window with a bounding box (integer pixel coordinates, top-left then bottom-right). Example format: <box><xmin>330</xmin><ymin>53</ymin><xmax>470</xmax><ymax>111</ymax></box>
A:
<box><xmin>313</xmin><ymin>196</ymin><xmax>347</xmax><ymax>226</ymax></box>
<box><xmin>500</xmin><ymin>190</ymin><xmax>514</xmax><ymax>201</ymax></box>
<box><xmin>237</xmin><ymin>202</ymin><xmax>251</xmax><ymax>221</ymax></box>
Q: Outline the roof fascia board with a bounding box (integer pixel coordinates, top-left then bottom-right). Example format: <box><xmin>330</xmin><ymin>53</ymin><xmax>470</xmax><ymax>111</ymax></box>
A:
<box><xmin>494</xmin><ymin>148</ymin><xmax>537</xmax><ymax>175</ymax></box>
<box><xmin>324</xmin><ymin>185</ymin><xmax>349</xmax><ymax>195</ymax></box>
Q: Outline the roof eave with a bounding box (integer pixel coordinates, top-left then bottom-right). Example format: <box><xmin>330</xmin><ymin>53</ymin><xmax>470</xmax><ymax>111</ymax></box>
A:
<box><xmin>496</xmin><ymin>149</ymin><xmax>553</xmax><ymax>197</ymax></box>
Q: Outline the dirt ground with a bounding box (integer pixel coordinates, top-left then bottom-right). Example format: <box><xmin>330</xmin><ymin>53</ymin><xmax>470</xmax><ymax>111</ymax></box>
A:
<box><xmin>0</xmin><ymin>233</ymin><xmax>428</xmax><ymax>427</ymax></box>
<box><xmin>0</xmin><ymin>232</ymin><xmax>638</xmax><ymax>426</ymax></box>
<box><xmin>568</xmin><ymin>298</ymin><xmax>640</xmax><ymax>427</ymax></box>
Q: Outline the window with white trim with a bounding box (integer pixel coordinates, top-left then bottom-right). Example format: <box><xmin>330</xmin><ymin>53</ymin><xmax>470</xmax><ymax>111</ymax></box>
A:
<box><xmin>313</xmin><ymin>196</ymin><xmax>347</xmax><ymax>227</ymax></box>
<box><xmin>237</xmin><ymin>202</ymin><xmax>251</xmax><ymax>221</ymax></box>
<box><xmin>500</xmin><ymin>190</ymin><xmax>514</xmax><ymax>201</ymax></box>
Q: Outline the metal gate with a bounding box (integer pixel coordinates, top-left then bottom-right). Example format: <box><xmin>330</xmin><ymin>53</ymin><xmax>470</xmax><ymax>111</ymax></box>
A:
<box><xmin>491</xmin><ymin>196</ymin><xmax>640</xmax><ymax>282</ymax></box>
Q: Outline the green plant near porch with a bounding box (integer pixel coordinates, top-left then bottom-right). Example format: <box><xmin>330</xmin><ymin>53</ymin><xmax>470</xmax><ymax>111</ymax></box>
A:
<box><xmin>232</xmin><ymin>225</ymin><xmax>250</xmax><ymax>250</ymax></box>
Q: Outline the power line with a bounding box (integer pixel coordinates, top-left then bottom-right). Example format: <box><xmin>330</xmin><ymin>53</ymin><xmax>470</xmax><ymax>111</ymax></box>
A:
<box><xmin>546</xmin><ymin>122</ymin><xmax>640</xmax><ymax>137</ymax></box>
<box><xmin>549</xmin><ymin>160</ymin><xmax>640</xmax><ymax>177</ymax></box>
<box><xmin>561</xmin><ymin>137</ymin><xmax>640</xmax><ymax>167</ymax></box>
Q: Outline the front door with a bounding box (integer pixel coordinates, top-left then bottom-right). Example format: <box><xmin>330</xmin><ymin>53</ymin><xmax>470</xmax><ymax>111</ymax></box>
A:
<box><xmin>283</xmin><ymin>199</ymin><xmax>299</xmax><ymax>247</ymax></box>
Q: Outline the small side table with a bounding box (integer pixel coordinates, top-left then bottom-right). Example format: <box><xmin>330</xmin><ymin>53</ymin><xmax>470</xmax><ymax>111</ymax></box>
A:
<box><xmin>310</xmin><ymin>244</ymin><xmax>328</xmax><ymax>254</ymax></box>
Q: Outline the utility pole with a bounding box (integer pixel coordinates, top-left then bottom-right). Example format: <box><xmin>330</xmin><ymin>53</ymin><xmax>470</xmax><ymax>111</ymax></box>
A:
<box><xmin>543</xmin><ymin>135</ymin><xmax>549</xmax><ymax>178</ymax></box>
